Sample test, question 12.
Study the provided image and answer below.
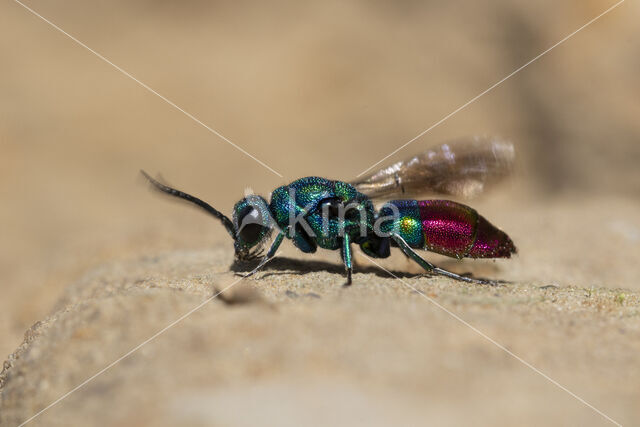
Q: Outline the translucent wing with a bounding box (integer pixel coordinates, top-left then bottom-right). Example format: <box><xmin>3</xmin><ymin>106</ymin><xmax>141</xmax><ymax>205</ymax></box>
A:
<box><xmin>351</xmin><ymin>136</ymin><xmax>514</xmax><ymax>200</ymax></box>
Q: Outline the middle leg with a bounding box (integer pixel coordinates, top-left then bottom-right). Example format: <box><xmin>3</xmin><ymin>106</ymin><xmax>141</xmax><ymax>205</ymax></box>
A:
<box><xmin>341</xmin><ymin>234</ymin><xmax>353</xmax><ymax>286</ymax></box>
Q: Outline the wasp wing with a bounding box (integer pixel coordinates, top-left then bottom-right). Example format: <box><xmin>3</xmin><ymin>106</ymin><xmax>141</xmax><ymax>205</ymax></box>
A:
<box><xmin>351</xmin><ymin>136</ymin><xmax>514</xmax><ymax>200</ymax></box>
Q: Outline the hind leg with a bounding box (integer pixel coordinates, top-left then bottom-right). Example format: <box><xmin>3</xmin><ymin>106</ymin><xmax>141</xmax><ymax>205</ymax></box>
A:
<box><xmin>391</xmin><ymin>234</ymin><xmax>495</xmax><ymax>285</ymax></box>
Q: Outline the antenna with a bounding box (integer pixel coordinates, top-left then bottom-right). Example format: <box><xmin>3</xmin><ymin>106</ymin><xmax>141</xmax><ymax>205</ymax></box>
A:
<box><xmin>141</xmin><ymin>170</ymin><xmax>235</xmax><ymax>239</ymax></box>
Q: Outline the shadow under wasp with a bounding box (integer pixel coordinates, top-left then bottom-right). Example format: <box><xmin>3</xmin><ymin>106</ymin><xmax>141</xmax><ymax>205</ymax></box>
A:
<box><xmin>142</xmin><ymin>136</ymin><xmax>516</xmax><ymax>286</ymax></box>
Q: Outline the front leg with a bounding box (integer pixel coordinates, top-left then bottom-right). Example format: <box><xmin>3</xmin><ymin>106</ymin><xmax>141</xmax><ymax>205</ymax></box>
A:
<box><xmin>242</xmin><ymin>228</ymin><xmax>286</xmax><ymax>280</ymax></box>
<box><xmin>341</xmin><ymin>234</ymin><xmax>353</xmax><ymax>286</ymax></box>
<box><xmin>391</xmin><ymin>234</ymin><xmax>495</xmax><ymax>285</ymax></box>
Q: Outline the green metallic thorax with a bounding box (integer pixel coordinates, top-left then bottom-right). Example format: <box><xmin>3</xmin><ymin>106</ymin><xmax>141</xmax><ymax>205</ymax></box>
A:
<box><xmin>269</xmin><ymin>177</ymin><xmax>375</xmax><ymax>252</ymax></box>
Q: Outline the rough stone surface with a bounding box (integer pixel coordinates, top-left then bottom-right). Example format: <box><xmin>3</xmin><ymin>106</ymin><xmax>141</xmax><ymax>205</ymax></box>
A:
<box><xmin>1</xmin><ymin>240</ymin><xmax>640</xmax><ymax>426</ymax></box>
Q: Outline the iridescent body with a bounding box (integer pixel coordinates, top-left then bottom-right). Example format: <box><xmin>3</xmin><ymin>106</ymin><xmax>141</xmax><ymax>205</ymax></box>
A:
<box><xmin>380</xmin><ymin>199</ymin><xmax>514</xmax><ymax>259</ymax></box>
<box><xmin>143</xmin><ymin>172</ymin><xmax>515</xmax><ymax>285</ymax></box>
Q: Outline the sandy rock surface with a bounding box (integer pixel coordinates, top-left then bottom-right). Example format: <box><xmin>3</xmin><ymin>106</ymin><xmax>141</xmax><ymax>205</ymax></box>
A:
<box><xmin>2</xmin><ymin>214</ymin><xmax>640</xmax><ymax>426</ymax></box>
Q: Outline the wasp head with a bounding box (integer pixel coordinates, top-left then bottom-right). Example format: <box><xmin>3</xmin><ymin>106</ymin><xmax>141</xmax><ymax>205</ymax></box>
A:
<box><xmin>232</xmin><ymin>194</ymin><xmax>275</xmax><ymax>261</ymax></box>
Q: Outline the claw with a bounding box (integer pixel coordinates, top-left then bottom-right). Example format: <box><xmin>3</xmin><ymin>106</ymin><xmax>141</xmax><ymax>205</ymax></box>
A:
<box><xmin>243</xmin><ymin>247</ymin><xmax>264</xmax><ymax>262</ymax></box>
<box><xmin>234</xmin><ymin>270</ymin><xmax>256</xmax><ymax>279</ymax></box>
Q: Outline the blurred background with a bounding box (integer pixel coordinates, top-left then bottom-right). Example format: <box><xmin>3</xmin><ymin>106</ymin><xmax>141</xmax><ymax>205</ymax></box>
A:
<box><xmin>1</xmin><ymin>0</ymin><xmax>639</xmax><ymax>360</ymax></box>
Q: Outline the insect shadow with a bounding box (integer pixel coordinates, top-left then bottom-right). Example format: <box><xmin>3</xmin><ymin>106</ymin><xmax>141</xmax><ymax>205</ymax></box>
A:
<box><xmin>231</xmin><ymin>256</ymin><xmax>508</xmax><ymax>285</ymax></box>
<box><xmin>231</xmin><ymin>256</ymin><xmax>406</xmax><ymax>279</ymax></box>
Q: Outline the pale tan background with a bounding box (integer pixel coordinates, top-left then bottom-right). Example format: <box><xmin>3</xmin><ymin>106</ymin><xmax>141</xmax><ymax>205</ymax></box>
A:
<box><xmin>1</xmin><ymin>0</ymin><xmax>639</xmax><ymax>426</ymax></box>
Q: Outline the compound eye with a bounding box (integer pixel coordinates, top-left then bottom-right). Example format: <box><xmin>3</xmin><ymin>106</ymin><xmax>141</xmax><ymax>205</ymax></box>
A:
<box><xmin>238</xmin><ymin>207</ymin><xmax>265</xmax><ymax>243</ymax></box>
<box><xmin>318</xmin><ymin>197</ymin><xmax>343</xmax><ymax>219</ymax></box>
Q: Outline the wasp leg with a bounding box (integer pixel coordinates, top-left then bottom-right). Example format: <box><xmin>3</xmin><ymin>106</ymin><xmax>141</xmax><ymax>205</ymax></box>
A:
<box><xmin>390</xmin><ymin>234</ymin><xmax>495</xmax><ymax>285</ymax></box>
<box><xmin>341</xmin><ymin>234</ymin><xmax>353</xmax><ymax>286</ymax></box>
<box><xmin>242</xmin><ymin>228</ymin><xmax>286</xmax><ymax>280</ymax></box>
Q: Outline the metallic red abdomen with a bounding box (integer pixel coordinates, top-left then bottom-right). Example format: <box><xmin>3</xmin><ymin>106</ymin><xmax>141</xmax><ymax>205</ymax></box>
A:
<box><xmin>417</xmin><ymin>200</ymin><xmax>516</xmax><ymax>259</ymax></box>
